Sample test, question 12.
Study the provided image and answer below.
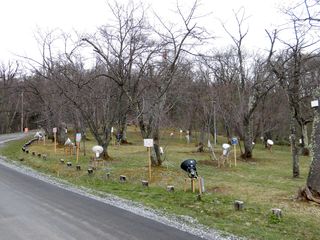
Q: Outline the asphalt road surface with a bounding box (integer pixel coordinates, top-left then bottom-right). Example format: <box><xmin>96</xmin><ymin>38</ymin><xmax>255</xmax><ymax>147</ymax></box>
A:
<box><xmin>0</xmin><ymin>133</ymin><xmax>210</xmax><ymax>240</ymax></box>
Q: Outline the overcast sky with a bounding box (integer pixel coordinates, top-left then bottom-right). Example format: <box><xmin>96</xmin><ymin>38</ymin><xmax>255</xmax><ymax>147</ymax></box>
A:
<box><xmin>0</xmin><ymin>0</ymin><xmax>294</xmax><ymax>63</ymax></box>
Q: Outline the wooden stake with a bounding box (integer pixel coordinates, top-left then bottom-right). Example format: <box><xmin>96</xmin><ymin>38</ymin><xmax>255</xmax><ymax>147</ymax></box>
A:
<box><xmin>76</xmin><ymin>142</ymin><xmax>79</xmax><ymax>164</ymax></box>
<box><xmin>234</xmin><ymin>144</ymin><xmax>237</xmax><ymax>167</ymax></box>
<box><xmin>148</xmin><ymin>147</ymin><xmax>152</xmax><ymax>181</ymax></box>
<box><xmin>191</xmin><ymin>178</ymin><xmax>195</xmax><ymax>192</ymax></box>
<box><xmin>54</xmin><ymin>132</ymin><xmax>56</xmax><ymax>154</ymax></box>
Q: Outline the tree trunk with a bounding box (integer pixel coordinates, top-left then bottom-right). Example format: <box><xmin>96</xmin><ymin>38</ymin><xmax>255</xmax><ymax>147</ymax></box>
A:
<box><xmin>152</xmin><ymin>128</ymin><xmax>162</xmax><ymax>166</ymax></box>
<box><xmin>290</xmin><ymin>108</ymin><xmax>300</xmax><ymax>178</ymax></box>
<box><xmin>119</xmin><ymin>121</ymin><xmax>128</xmax><ymax>143</ymax></box>
<box><xmin>242</xmin><ymin>116</ymin><xmax>253</xmax><ymax>159</ymax></box>
<box><xmin>97</xmin><ymin>134</ymin><xmax>111</xmax><ymax>160</ymax></box>
<box><xmin>299</xmin><ymin>123</ymin><xmax>310</xmax><ymax>156</ymax></box>
<box><xmin>57</xmin><ymin>122</ymin><xmax>67</xmax><ymax>145</ymax></box>
<box><xmin>306</xmin><ymin>88</ymin><xmax>320</xmax><ymax>195</ymax></box>
<box><xmin>197</xmin><ymin>125</ymin><xmax>205</xmax><ymax>152</ymax></box>
<box><xmin>302</xmin><ymin>123</ymin><xmax>309</xmax><ymax>147</ymax></box>
<box><xmin>151</xmin><ymin>110</ymin><xmax>162</xmax><ymax>166</ymax></box>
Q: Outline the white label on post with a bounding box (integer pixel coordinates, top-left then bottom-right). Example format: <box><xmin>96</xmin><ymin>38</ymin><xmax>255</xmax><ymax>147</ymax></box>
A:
<box><xmin>111</xmin><ymin>127</ymin><xmax>114</xmax><ymax>133</ymax></box>
<box><xmin>53</xmin><ymin>127</ymin><xmax>57</xmax><ymax>133</ymax></box>
<box><xmin>144</xmin><ymin>139</ymin><xmax>153</xmax><ymax>147</ymax></box>
<box><xmin>311</xmin><ymin>100</ymin><xmax>319</xmax><ymax>108</ymax></box>
<box><xmin>76</xmin><ymin>133</ymin><xmax>82</xmax><ymax>143</ymax></box>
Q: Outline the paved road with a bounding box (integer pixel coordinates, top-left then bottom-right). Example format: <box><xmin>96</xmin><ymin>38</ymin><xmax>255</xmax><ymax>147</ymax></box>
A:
<box><xmin>0</xmin><ymin>133</ymin><xmax>207</xmax><ymax>240</ymax></box>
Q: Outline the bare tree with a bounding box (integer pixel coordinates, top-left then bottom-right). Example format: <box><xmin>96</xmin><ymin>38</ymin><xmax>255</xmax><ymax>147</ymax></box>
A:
<box><xmin>83</xmin><ymin>0</ymin><xmax>206</xmax><ymax>165</ymax></box>
<box><xmin>266</xmin><ymin>14</ymin><xmax>318</xmax><ymax>177</ymax></box>
<box><xmin>202</xmin><ymin>9</ymin><xmax>275</xmax><ymax>159</ymax></box>
<box><xmin>284</xmin><ymin>0</ymin><xmax>320</xmax><ymax>200</ymax></box>
<box><xmin>0</xmin><ymin>61</ymin><xmax>21</xmax><ymax>133</ymax></box>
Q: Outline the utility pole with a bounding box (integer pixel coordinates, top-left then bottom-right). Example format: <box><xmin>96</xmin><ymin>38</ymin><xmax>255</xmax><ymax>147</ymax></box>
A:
<box><xmin>21</xmin><ymin>91</ymin><xmax>24</xmax><ymax>132</ymax></box>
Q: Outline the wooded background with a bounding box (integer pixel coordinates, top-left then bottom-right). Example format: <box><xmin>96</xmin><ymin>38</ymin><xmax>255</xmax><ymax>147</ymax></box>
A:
<box><xmin>1</xmin><ymin>0</ymin><xmax>319</xmax><ymax>173</ymax></box>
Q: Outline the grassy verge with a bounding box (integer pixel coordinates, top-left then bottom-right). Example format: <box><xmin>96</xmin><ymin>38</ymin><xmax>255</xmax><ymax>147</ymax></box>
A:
<box><xmin>1</xmin><ymin>128</ymin><xmax>319</xmax><ymax>240</ymax></box>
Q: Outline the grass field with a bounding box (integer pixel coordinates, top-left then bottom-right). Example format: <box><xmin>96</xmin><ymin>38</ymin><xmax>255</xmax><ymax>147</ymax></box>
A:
<box><xmin>1</xmin><ymin>127</ymin><xmax>319</xmax><ymax>240</ymax></box>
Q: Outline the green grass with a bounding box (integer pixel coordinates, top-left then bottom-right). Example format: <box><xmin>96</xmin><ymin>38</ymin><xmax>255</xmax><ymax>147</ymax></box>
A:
<box><xmin>1</xmin><ymin>128</ymin><xmax>319</xmax><ymax>240</ymax></box>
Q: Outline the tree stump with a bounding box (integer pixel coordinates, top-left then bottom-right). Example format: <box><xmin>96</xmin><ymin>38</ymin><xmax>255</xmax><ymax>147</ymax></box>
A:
<box><xmin>32</xmin><ymin>151</ymin><xmax>36</xmax><ymax>156</ymax></box>
<box><xmin>120</xmin><ymin>175</ymin><xmax>127</xmax><ymax>182</ymax></box>
<box><xmin>87</xmin><ymin>168</ymin><xmax>94</xmax><ymax>175</ymax></box>
<box><xmin>234</xmin><ymin>200</ymin><xmax>244</xmax><ymax>210</ymax></box>
<box><xmin>19</xmin><ymin>157</ymin><xmax>24</xmax><ymax>162</ymax></box>
<box><xmin>141</xmin><ymin>180</ymin><xmax>149</xmax><ymax>187</ymax></box>
<box><xmin>37</xmin><ymin>153</ymin><xmax>41</xmax><ymax>158</ymax></box>
<box><xmin>167</xmin><ymin>185</ymin><xmax>175</xmax><ymax>192</ymax></box>
<box><xmin>76</xmin><ymin>165</ymin><xmax>81</xmax><ymax>171</ymax></box>
<box><xmin>60</xmin><ymin>159</ymin><xmax>65</xmax><ymax>164</ymax></box>
<box><xmin>271</xmin><ymin>208</ymin><xmax>282</xmax><ymax>219</ymax></box>
<box><xmin>67</xmin><ymin>162</ymin><xmax>72</xmax><ymax>167</ymax></box>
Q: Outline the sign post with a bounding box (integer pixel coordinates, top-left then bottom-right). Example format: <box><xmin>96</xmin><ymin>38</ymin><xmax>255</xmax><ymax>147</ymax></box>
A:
<box><xmin>144</xmin><ymin>139</ymin><xmax>153</xmax><ymax>181</ymax></box>
<box><xmin>76</xmin><ymin>133</ymin><xmax>81</xmax><ymax>163</ymax></box>
<box><xmin>53</xmin><ymin>127</ymin><xmax>57</xmax><ymax>154</ymax></box>
<box><xmin>76</xmin><ymin>133</ymin><xmax>82</xmax><ymax>164</ymax></box>
<box><xmin>231</xmin><ymin>137</ymin><xmax>238</xmax><ymax>167</ymax></box>
<box><xmin>111</xmin><ymin>127</ymin><xmax>115</xmax><ymax>146</ymax></box>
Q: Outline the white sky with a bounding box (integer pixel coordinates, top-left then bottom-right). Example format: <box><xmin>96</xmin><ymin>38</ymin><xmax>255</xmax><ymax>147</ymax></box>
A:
<box><xmin>0</xmin><ymin>0</ymin><xmax>295</xmax><ymax>63</ymax></box>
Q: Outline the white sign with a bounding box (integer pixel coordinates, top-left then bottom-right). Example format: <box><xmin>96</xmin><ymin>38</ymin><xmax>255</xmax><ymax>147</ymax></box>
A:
<box><xmin>144</xmin><ymin>139</ymin><xmax>154</xmax><ymax>147</ymax></box>
<box><xmin>111</xmin><ymin>127</ymin><xmax>114</xmax><ymax>133</ymax></box>
<box><xmin>311</xmin><ymin>100</ymin><xmax>319</xmax><ymax>108</ymax></box>
<box><xmin>53</xmin><ymin>127</ymin><xmax>57</xmax><ymax>133</ymax></box>
<box><xmin>180</xmin><ymin>129</ymin><xmax>183</xmax><ymax>133</ymax></box>
<box><xmin>76</xmin><ymin>133</ymin><xmax>82</xmax><ymax>143</ymax></box>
